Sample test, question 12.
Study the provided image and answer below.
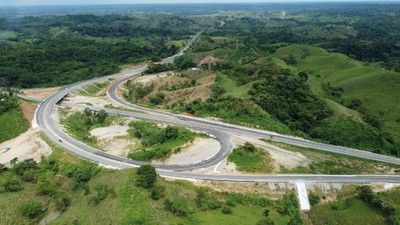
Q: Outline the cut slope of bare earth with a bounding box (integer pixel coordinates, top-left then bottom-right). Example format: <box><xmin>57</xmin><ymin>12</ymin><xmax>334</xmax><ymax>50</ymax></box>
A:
<box><xmin>1</xmin><ymin>99</ymin><xmax>52</xmax><ymax>166</ymax></box>
<box><xmin>153</xmin><ymin>138</ymin><xmax>220</xmax><ymax>165</ymax></box>
<box><xmin>89</xmin><ymin>125</ymin><xmax>135</xmax><ymax>157</ymax></box>
<box><xmin>22</xmin><ymin>87</ymin><xmax>59</xmax><ymax>99</ymax></box>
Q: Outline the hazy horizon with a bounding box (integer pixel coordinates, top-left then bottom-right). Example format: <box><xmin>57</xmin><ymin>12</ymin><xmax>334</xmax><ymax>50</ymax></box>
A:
<box><xmin>1</xmin><ymin>0</ymin><xmax>400</xmax><ymax>6</ymax></box>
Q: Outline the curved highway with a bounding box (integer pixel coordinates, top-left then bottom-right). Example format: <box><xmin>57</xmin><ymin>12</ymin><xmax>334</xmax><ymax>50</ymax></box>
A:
<box><xmin>36</xmin><ymin>31</ymin><xmax>400</xmax><ymax>184</ymax></box>
<box><xmin>109</xmin><ymin>67</ymin><xmax>400</xmax><ymax>166</ymax></box>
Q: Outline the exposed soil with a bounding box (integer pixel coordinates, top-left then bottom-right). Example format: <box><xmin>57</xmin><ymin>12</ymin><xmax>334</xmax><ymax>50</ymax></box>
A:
<box><xmin>64</xmin><ymin>94</ymin><xmax>113</xmax><ymax>108</ymax></box>
<box><xmin>131</xmin><ymin>72</ymin><xmax>215</xmax><ymax>105</ymax></box>
<box><xmin>22</xmin><ymin>87</ymin><xmax>59</xmax><ymax>99</ymax></box>
<box><xmin>232</xmin><ymin>135</ymin><xmax>310</xmax><ymax>172</ymax></box>
<box><xmin>89</xmin><ymin>125</ymin><xmax>135</xmax><ymax>158</ymax></box>
<box><xmin>19</xmin><ymin>100</ymin><xmax>37</xmax><ymax>127</ymax></box>
<box><xmin>0</xmin><ymin>129</ymin><xmax>52</xmax><ymax>167</ymax></box>
<box><xmin>153</xmin><ymin>138</ymin><xmax>220</xmax><ymax>165</ymax></box>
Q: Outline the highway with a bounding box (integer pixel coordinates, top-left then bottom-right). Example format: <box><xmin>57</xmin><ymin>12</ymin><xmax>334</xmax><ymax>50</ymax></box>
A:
<box><xmin>35</xmin><ymin>31</ymin><xmax>400</xmax><ymax>184</ymax></box>
<box><xmin>108</xmin><ymin>67</ymin><xmax>400</xmax><ymax>166</ymax></box>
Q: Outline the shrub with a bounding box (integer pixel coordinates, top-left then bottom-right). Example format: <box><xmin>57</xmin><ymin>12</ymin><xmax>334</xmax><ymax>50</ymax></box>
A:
<box><xmin>256</xmin><ymin>218</ymin><xmax>275</xmax><ymax>225</ymax></box>
<box><xmin>3</xmin><ymin>176</ymin><xmax>22</xmax><ymax>192</ymax></box>
<box><xmin>19</xmin><ymin>201</ymin><xmax>45</xmax><ymax>219</ymax></box>
<box><xmin>53</xmin><ymin>191</ymin><xmax>71</xmax><ymax>211</ymax></box>
<box><xmin>309</xmin><ymin>192</ymin><xmax>320</xmax><ymax>206</ymax></box>
<box><xmin>88</xmin><ymin>184</ymin><xmax>114</xmax><ymax>206</ymax></box>
<box><xmin>151</xmin><ymin>186</ymin><xmax>165</xmax><ymax>200</ymax></box>
<box><xmin>164</xmin><ymin>198</ymin><xmax>192</xmax><ymax>217</ymax></box>
<box><xmin>221</xmin><ymin>206</ymin><xmax>233</xmax><ymax>214</ymax></box>
<box><xmin>136</xmin><ymin>165</ymin><xmax>157</xmax><ymax>188</ymax></box>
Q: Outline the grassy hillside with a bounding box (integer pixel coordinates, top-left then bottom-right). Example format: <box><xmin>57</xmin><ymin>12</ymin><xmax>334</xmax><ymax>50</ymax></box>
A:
<box><xmin>275</xmin><ymin>44</ymin><xmax>400</xmax><ymax>143</ymax></box>
<box><xmin>0</xmin><ymin>140</ymin><xmax>300</xmax><ymax>225</ymax></box>
<box><xmin>310</xmin><ymin>187</ymin><xmax>400</xmax><ymax>225</ymax></box>
<box><xmin>0</xmin><ymin>92</ymin><xmax>29</xmax><ymax>143</ymax></box>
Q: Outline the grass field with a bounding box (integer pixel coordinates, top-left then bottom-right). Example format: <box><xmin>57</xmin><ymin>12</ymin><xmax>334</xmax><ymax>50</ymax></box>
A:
<box><xmin>219</xmin><ymin>73</ymin><xmax>254</xmax><ymax>98</ymax></box>
<box><xmin>275</xmin><ymin>44</ymin><xmax>400</xmax><ymax>142</ymax></box>
<box><xmin>78</xmin><ymin>81</ymin><xmax>110</xmax><ymax>97</ymax></box>
<box><xmin>0</xmin><ymin>108</ymin><xmax>29</xmax><ymax>143</ymax></box>
<box><xmin>309</xmin><ymin>198</ymin><xmax>386</xmax><ymax>225</ymax></box>
<box><xmin>228</xmin><ymin>143</ymin><xmax>273</xmax><ymax>173</ymax></box>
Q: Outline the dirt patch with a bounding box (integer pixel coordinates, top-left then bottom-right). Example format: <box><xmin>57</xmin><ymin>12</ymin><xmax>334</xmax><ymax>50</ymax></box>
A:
<box><xmin>64</xmin><ymin>94</ymin><xmax>113</xmax><ymax>107</ymax></box>
<box><xmin>89</xmin><ymin>125</ymin><xmax>135</xmax><ymax>158</ymax></box>
<box><xmin>0</xmin><ymin>129</ymin><xmax>52</xmax><ymax>167</ymax></box>
<box><xmin>19</xmin><ymin>100</ymin><xmax>37</xmax><ymax>127</ymax></box>
<box><xmin>199</xmin><ymin>56</ymin><xmax>220</xmax><ymax>69</ymax></box>
<box><xmin>22</xmin><ymin>87</ymin><xmax>59</xmax><ymax>99</ymax></box>
<box><xmin>134</xmin><ymin>72</ymin><xmax>175</xmax><ymax>85</ymax></box>
<box><xmin>232</xmin><ymin>135</ymin><xmax>310</xmax><ymax>172</ymax></box>
<box><xmin>153</xmin><ymin>138</ymin><xmax>220</xmax><ymax>165</ymax></box>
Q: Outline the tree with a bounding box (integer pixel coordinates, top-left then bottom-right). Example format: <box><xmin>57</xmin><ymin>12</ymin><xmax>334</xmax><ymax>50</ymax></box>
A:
<box><xmin>136</xmin><ymin>165</ymin><xmax>157</xmax><ymax>188</ymax></box>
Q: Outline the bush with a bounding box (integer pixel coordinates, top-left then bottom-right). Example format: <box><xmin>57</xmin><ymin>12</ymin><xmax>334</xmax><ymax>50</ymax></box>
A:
<box><xmin>3</xmin><ymin>176</ymin><xmax>22</xmax><ymax>192</ymax></box>
<box><xmin>221</xmin><ymin>206</ymin><xmax>233</xmax><ymax>214</ymax></box>
<box><xmin>53</xmin><ymin>191</ymin><xmax>71</xmax><ymax>211</ymax></box>
<box><xmin>196</xmin><ymin>188</ymin><xmax>223</xmax><ymax>211</ymax></box>
<box><xmin>12</xmin><ymin>159</ymin><xmax>38</xmax><ymax>176</ymax></box>
<box><xmin>164</xmin><ymin>198</ymin><xmax>192</xmax><ymax>217</ymax></box>
<box><xmin>36</xmin><ymin>174</ymin><xmax>58</xmax><ymax>196</ymax></box>
<box><xmin>256</xmin><ymin>218</ymin><xmax>275</xmax><ymax>225</ymax></box>
<box><xmin>309</xmin><ymin>192</ymin><xmax>320</xmax><ymax>206</ymax></box>
<box><xmin>19</xmin><ymin>201</ymin><xmax>45</xmax><ymax>219</ymax></box>
<box><xmin>137</xmin><ymin>165</ymin><xmax>157</xmax><ymax>188</ymax></box>
<box><xmin>88</xmin><ymin>184</ymin><xmax>114</xmax><ymax>206</ymax></box>
<box><xmin>151</xmin><ymin>186</ymin><xmax>165</xmax><ymax>200</ymax></box>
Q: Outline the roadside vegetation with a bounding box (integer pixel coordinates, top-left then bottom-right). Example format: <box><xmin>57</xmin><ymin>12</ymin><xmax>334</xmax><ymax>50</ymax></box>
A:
<box><xmin>0</xmin><ymin>144</ymin><xmax>303</xmax><ymax>225</ymax></box>
<box><xmin>60</xmin><ymin>108</ymin><xmax>206</xmax><ymax>161</ymax></box>
<box><xmin>127</xmin><ymin>121</ymin><xmax>205</xmax><ymax>161</ymax></box>
<box><xmin>309</xmin><ymin>186</ymin><xmax>400</xmax><ymax>225</ymax></box>
<box><xmin>60</xmin><ymin>108</ymin><xmax>110</xmax><ymax>148</ymax></box>
<box><xmin>0</xmin><ymin>90</ymin><xmax>29</xmax><ymax>143</ymax></box>
<box><xmin>228</xmin><ymin>143</ymin><xmax>272</xmax><ymax>173</ymax></box>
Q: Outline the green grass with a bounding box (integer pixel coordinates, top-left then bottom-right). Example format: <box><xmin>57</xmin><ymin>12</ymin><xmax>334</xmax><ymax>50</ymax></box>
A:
<box><xmin>0</xmin><ymin>31</ymin><xmax>18</xmax><ymax>39</ymax></box>
<box><xmin>275</xmin><ymin>44</ymin><xmax>400</xmax><ymax>142</ymax></box>
<box><xmin>228</xmin><ymin>144</ymin><xmax>272</xmax><ymax>173</ymax></box>
<box><xmin>263</xmin><ymin>140</ymin><xmax>400</xmax><ymax>174</ymax></box>
<box><xmin>166</xmin><ymin>39</ymin><xmax>189</xmax><ymax>51</ymax></box>
<box><xmin>309</xmin><ymin>198</ymin><xmax>386</xmax><ymax>225</ymax></box>
<box><xmin>78</xmin><ymin>81</ymin><xmax>110</xmax><ymax>96</ymax></box>
<box><xmin>219</xmin><ymin>73</ymin><xmax>254</xmax><ymax>98</ymax></box>
<box><xmin>0</xmin><ymin>108</ymin><xmax>29</xmax><ymax>143</ymax></box>
<box><xmin>2</xmin><ymin>134</ymin><xmax>298</xmax><ymax>225</ymax></box>
<box><xmin>127</xmin><ymin>121</ymin><xmax>205</xmax><ymax>161</ymax></box>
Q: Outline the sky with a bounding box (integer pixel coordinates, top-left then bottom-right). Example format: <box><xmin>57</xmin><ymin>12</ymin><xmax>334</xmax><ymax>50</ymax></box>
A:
<box><xmin>1</xmin><ymin>0</ymin><xmax>398</xmax><ymax>6</ymax></box>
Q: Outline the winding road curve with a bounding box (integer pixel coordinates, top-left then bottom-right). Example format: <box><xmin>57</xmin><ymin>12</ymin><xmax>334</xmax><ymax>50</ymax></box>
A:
<box><xmin>36</xmin><ymin>31</ymin><xmax>400</xmax><ymax>183</ymax></box>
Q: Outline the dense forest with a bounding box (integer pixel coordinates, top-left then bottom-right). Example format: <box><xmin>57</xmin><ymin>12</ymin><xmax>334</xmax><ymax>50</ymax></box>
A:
<box><xmin>0</xmin><ymin>15</ymin><xmax>201</xmax><ymax>87</ymax></box>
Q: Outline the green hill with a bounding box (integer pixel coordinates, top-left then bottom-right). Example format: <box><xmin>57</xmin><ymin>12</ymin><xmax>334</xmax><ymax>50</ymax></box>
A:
<box><xmin>275</xmin><ymin>44</ymin><xmax>400</xmax><ymax>143</ymax></box>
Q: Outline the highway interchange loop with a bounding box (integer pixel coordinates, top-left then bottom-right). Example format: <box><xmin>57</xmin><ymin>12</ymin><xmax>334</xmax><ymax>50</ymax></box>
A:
<box><xmin>35</xmin><ymin>32</ymin><xmax>400</xmax><ymax>184</ymax></box>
